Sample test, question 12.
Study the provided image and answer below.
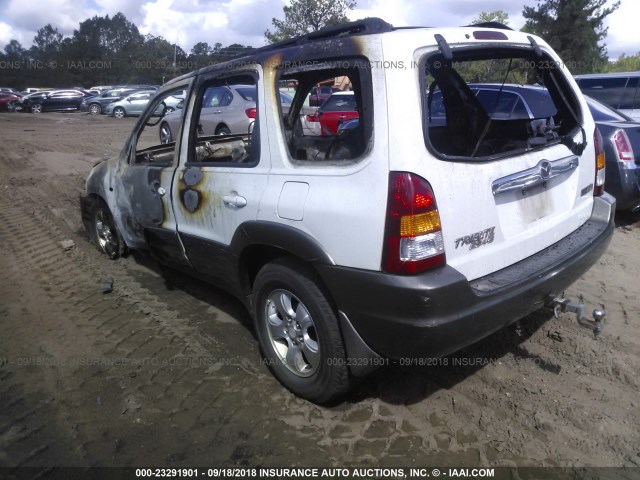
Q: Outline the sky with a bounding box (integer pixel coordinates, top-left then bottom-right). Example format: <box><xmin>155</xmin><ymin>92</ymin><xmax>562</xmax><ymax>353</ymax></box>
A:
<box><xmin>0</xmin><ymin>0</ymin><xmax>637</xmax><ymax>61</ymax></box>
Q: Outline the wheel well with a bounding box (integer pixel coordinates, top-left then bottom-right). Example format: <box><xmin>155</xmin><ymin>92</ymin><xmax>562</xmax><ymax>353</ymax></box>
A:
<box><xmin>215</xmin><ymin>123</ymin><xmax>229</xmax><ymax>134</ymax></box>
<box><xmin>239</xmin><ymin>245</ymin><xmax>330</xmax><ymax>298</ymax></box>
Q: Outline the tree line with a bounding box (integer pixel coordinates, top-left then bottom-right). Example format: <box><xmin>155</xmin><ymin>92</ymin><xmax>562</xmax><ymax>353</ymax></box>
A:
<box><xmin>0</xmin><ymin>13</ymin><xmax>255</xmax><ymax>89</ymax></box>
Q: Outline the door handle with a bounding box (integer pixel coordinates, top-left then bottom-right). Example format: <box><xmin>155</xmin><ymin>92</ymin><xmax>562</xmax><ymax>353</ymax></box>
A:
<box><xmin>223</xmin><ymin>195</ymin><xmax>247</xmax><ymax>208</ymax></box>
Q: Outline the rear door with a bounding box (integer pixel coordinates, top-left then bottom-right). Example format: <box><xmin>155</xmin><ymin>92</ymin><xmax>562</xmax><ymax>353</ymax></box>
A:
<box><xmin>171</xmin><ymin>70</ymin><xmax>268</xmax><ymax>293</ymax></box>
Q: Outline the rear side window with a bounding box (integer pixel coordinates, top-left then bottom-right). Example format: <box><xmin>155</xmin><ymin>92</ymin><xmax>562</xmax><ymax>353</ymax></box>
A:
<box><xmin>578</xmin><ymin>77</ymin><xmax>627</xmax><ymax>109</ymax></box>
<box><xmin>422</xmin><ymin>50</ymin><xmax>582</xmax><ymax>161</ymax></box>
<box><xmin>276</xmin><ymin>57</ymin><xmax>372</xmax><ymax>164</ymax></box>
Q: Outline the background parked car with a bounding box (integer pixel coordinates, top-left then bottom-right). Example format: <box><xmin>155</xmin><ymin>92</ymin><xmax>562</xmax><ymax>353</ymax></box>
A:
<box><xmin>306</xmin><ymin>91</ymin><xmax>359</xmax><ymax>135</ymax></box>
<box><xmin>20</xmin><ymin>89</ymin><xmax>95</xmax><ymax>113</ymax></box>
<box><xmin>80</xmin><ymin>88</ymin><xmax>140</xmax><ymax>114</ymax></box>
<box><xmin>159</xmin><ymin>85</ymin><xmax>292</xmax><ymax>143</ymax></box>
<box><xmin>309</xmin><ymin>85</ymin><xmax>340</xmax><ymax>106</ymax></box>
<box><xmin>0</xmin><ymin>92</ymin><xmax>21</xmax><ymax>111</ymax></box>
<box><xmin>105</xmin><ymin>90</ymin><xmax>183</xmax><ymax>118</ymax></box>
<box><xmin>585</xmin><ymin>96</ymin><xmax>640</xmax><ymax>212</ymax></box>
<box><xmin>575</xmin><ymin>72</ymin><xmax>640</xmax><ymax>122</ymax></box>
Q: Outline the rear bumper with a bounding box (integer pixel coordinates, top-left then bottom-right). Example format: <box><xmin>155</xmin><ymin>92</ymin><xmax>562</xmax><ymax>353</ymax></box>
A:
<box><xmin>317</xmin><ymin>194</ymin><xmax>616</xmax><ymax>360</ymax></box>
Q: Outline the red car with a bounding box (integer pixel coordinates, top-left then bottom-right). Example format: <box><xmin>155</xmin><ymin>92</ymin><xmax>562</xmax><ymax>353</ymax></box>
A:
<box><xmin>0</xmin><ymin>93</ymin><xmax>20</xmax><ymax>111</ymax></box>
<box><xmin>307</xmin><ymin>92</ymin><xmax>359</xmax><ymax>136</ymax></box>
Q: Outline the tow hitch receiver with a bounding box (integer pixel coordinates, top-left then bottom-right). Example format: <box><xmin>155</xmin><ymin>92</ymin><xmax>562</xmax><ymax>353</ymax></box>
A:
<box><xmin>550</xmin><ymin>294</ymin><xmax>605</xmax><ymax>337</ymax></box>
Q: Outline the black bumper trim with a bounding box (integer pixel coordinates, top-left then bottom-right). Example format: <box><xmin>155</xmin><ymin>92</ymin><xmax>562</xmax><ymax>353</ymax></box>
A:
<box><xmin>317</xmin><ymin>195</ymin><xmax>615</xmax><ymax>360</ymax></box>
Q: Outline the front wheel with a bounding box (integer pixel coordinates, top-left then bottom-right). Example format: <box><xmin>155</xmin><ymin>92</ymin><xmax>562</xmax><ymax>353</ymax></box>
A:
<box><xmin>89</xmin><ymin>103</ymin><xmax>102</xmax><ymax>114</ymax></box>
<box><xmin>253</xmin><ymin>258</ymin><xmax>350</xmax><ymax>403</ymax></box>
<box><xmin>30</xmin><ymin>103</ymin><xmax>42</xmax><ymax>113</ymax></box>
<box><xmin>91</xmin><ymin>198</ymin><xmax>126</xmax><ymax>259</ymax></box>
<box><xmin>113</xmin><ymin>107</ymin><xmax>125</xmax><ymax>119</ymax></box>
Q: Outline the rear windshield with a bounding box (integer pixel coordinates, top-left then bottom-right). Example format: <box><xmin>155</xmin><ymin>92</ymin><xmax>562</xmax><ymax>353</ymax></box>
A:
<box><xmin>422</xmin><ymin>49</ymin><xmax>582</xmax><ymax>161</ymax></box>
<box><xmin>587</xmin><ymin>97</ymin><xmax>628</xmax><ymax>122</ymax></box>
<box><xmin>235</xmin><ymin>86</ymin><xmax>257</xmax><ymax>102</ymax></box>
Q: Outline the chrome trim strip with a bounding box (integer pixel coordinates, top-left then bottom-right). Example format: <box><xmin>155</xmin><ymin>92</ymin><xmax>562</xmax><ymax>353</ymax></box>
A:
<box><xmin>492</xmin><ymin>155</ymin><xmax>579</xmax><ymax>196</ymax></box>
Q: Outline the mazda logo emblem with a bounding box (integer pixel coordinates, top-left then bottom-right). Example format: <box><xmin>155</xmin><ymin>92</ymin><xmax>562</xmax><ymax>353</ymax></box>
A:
<box><xmin>540</xmin><ymin>161</ymin><xmax>552</xmax><ymax>180</ymax></box>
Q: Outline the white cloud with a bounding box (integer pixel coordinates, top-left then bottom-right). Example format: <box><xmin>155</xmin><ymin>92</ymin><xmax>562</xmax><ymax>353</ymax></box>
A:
<box><xmin>604</xmin><ymin>0</ymin><xmax>640</xmax><ymax>59</ymax></box>
<box><xmin>0</xmin><ymin>21</ymin><xmax>16</xmax><ymax>47</ymax></box>
<box><xmin>0</xmin><ymin>0</ymin><xmax>637</xmax><ymax>60</ymax></box>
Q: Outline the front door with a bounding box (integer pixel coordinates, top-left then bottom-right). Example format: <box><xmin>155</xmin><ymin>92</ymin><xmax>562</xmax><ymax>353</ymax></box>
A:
<box><xmin>117</xmin><ymin>82</ymin><xmax>192</xmax><ymax>266</ymax></box>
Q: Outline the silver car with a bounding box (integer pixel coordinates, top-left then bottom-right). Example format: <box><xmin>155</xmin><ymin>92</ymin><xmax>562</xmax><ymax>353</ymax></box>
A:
<box><xmin>105</xmin><ymin>90</ymin><xmax>183</xmax><ymax>118</ymax></box>
<box><xmin>159</xmin><ymin>85</ymin><xmax>292</xmax><ymax>143</ymax></box>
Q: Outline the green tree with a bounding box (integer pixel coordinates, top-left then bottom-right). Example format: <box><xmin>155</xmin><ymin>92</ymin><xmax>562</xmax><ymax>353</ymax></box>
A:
<box><xmin>30</xmin><ymin>24</ymin><xmax>64</xmax><ymax>60</ymax></box>
<box><xmin>522</xmin><ymin>0</ymin><xmax>620</xmax><ymax>74</ymax></box>
<box><xmin>191</xmin><ymin>42</ymin><xmax>211</xmax><ymax>56</ymax></box>
<box><xmin>472</xmin><ymin>10</ymin><xmax>509</xmax><ymax>26</ymax></box>
<box><xmin>265</xmin><ymin>0</ymin><xmax>357</xmax><ymax>43</ymax></box>
<box><xmin>3</xmin><ymin>39</ymin><xmax>26</xmax><ymax>60</ymax></box>
<box><xmin>605</xmin><ymin>52</ymin><xmax>640</xmax><ymax>72</ymax></box>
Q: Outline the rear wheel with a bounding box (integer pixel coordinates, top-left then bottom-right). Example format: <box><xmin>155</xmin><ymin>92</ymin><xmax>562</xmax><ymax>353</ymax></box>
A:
<box><xmin>253</xmin><ymin>258</ymin><xmax>350</xmax><ymax>403</ymax></box>
<box><xmin>30</xmin><ymin>103</ymin><xmax>42</xmax><ymax>113</ymax></box>
<box><xmin>216</xmin><ymin>125</ymin><xmax>231</xmax><ymax>135</ymax></box>
<box><xmin>113</xmin><ymin>107</ymin><xmax>126</xmax><ymax>119</ymax></box>
<box><xmin>91</xmin><ymin>198</ymin><xmax>125</xmax><ymax>259</ymax></box>
<box><xmin>89</xmin><ymin>103</ymin><xmax>102</xmax><ymax>114</ymax></box>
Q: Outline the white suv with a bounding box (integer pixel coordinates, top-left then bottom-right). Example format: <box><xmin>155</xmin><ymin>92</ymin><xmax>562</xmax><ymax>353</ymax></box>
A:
<box><xmin>81</xmin><ymin>19</ymin><xmax>615</xmax><ymax>403</ymax></box>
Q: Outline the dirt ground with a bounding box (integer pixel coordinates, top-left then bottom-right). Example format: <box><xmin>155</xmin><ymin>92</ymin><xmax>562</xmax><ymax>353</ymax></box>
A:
<box><xmin>1</xmin><ymin>112</ymin><xmax>639</xmax><ymax>474</ymax></box>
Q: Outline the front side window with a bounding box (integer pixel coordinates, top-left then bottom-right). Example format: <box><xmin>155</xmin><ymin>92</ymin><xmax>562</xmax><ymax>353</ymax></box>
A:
<box><xmin>133</xmin><ymin>87</ymin><xmax>188</xmax><ymax>165</ymax></box>
<box><xmin>423</xmin><ymin>50</ymin><xmax>581</xmax><ymax>161</ymax></box>
<box><xmin>276</xmin><ymin>58</ymin><xmax>372</xmax><ymax>163</ymax></box>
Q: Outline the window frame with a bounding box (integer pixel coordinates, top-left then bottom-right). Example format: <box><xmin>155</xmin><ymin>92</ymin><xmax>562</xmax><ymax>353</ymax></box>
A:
<box><xmin>128</xmin><ymin>82</ymin><xmax>192</xmax><ymax>167</ymax></box>
<box><xmin>274</xmin><ymin>56</ymin><xmax>374</xmax><ymax>166</ymax></box>
<box><xmin>185</xmin><ymin>70</ymin><xmax>261</xmax><ymax>169</ymax></box>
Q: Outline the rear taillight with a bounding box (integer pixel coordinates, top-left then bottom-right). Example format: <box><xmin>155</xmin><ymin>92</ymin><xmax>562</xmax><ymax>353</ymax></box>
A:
<box><xmin>245</xmin><ymin>107</ymin><xmax>256</xmax><ymax>119</ymax></box>
<box><xmin>612</xmin><ymin>129</ymin><xmax>634</xmax><ymax>162</ymax></box>
<box><xmin>306</xmin><ymin>114</ymin><xmax>318</xmax><ymax>122</ymax></box>
<box><xmin>594</xmin><ymin>128</ymin><xmax>606</xmax><ymax>196</ymax></box>
<box><xmin>382</xmin><ymin>172</ymin><xmax>446</xmax><ymax>274</ymax></box>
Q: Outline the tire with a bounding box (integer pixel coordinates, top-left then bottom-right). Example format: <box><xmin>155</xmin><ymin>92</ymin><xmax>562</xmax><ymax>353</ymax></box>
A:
<box><xmin>30</xmin><ymin>103</ymin><xmax>43</xmax><ymax>114</ymax></box>
<box><xmin>216</xmin><ymin>125</ymin><xmax>231</xmax><ymax>135</ymax></box>
<box><xmin>159</xmin><ymin>122</ymin><xmax>173</xmax><ymax>144</ymax></box>
<box><xmin>91</xmin><ymin>198</ymin><xmax>126</xmax><ymax>259</ymax></box>
<box><xmin>164</xmin><ymin>106</ymin><xmax>175</xmax><ymax>114</ymax></box>
<box><xmin>113</xmin><ymin>107</ymin><xmax>126</xmax><ymax>119</ymax></box>
<box><xmin>89</xmin><ymin>103</ymin><xmax>102</xmax><ymax>114</ymax></box>
<box><xmin>253</xmin><ymin>258</ymin><xmax>350</xmax><ymax>403</ymax></box>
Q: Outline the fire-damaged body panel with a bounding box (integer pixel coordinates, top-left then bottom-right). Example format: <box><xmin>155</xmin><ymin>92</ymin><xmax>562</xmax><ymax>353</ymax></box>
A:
<box><xmin>80</xmin><ymin>18</ymin><xmax>614</xmax><ymax>403</ymax></box>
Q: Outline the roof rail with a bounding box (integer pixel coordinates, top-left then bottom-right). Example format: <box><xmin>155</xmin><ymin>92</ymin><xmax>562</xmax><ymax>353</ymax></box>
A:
<box><xmin>465</xmin><ymin>22</ymin><xmax>513</xmax><ymax>31</ymax></box>
<box><xmin>233</xmin><ymin>17</ymin><xmax>394</xmax><ymax>59</ymax></box>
